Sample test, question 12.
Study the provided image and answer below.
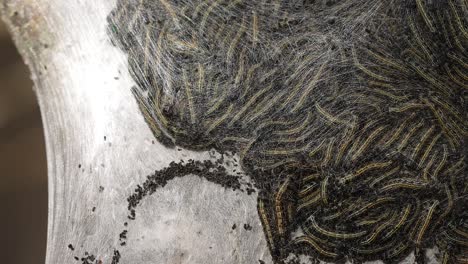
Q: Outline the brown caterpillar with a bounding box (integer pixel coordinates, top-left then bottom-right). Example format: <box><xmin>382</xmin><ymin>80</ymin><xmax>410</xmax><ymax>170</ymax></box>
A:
<box><xmin>107</xmin><ymin>0</ymin><xmax>467</xmax><ymax>263</ymax></box>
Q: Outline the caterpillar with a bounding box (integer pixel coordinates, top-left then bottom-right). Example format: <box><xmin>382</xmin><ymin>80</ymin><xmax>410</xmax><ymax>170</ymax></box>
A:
<box><xmin>108</xmin><ymin>0</ymin><xmax>467</xmax><ymax>263</ymax></box>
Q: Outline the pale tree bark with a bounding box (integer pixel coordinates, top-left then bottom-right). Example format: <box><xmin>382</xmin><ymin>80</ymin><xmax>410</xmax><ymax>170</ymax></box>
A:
<box><xmin>0</xmin><ymin>1</ymin><xmax>270</xmax><ymax>263</ymax></box>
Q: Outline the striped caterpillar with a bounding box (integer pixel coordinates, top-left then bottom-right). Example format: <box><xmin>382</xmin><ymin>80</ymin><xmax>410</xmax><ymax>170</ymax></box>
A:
<box><xmin>108</xmin><ymin>0</ymin><xmax>467</xmax><ymax>263</ymax></box>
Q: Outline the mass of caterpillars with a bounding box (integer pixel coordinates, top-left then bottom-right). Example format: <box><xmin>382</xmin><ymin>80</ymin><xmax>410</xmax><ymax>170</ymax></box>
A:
<box><xmin>108</xmin><ymin>0</ymin><xmax>467</xmax><ymax>263</ymax></box>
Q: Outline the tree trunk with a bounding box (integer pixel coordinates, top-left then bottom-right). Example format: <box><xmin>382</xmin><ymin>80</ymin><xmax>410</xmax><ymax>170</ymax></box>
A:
<box><xmin>0</xmin><ymin>1</ymin><xmax>270</xmax><ymax>263</ymax></box>
<box><xmin>2</xmin><ymin>1</ymin><xmax>464</xmax><ymax>264</ymax></box>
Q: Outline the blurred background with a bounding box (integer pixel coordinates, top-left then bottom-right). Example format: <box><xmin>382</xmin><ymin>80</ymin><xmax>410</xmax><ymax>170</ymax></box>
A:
<box><xmin>0</xmin><ymin>20</ymin><xmax>48</xmax><ymax>263</ymax></box>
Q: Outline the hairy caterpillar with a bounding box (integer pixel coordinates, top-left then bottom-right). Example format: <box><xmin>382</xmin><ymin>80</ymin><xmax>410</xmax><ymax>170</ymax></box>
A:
<box><xmin>108</xmin><ymin>0</ymin><xmax>467</xmax><ymax>263</ymax></box>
